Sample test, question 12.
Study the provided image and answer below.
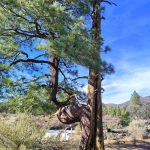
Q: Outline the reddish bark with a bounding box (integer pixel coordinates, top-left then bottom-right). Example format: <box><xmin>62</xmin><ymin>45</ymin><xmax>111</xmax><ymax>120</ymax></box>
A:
<box><xmin>49</xmin><ymin>56</ymin><xmax>59</xmax><ymax>105</ymax></box>
<box><xmin>49</xmin><ymin>1</ymin><xmax>104</xmax><ymax>149</ymax></box>
<box><xmin>57</xmin><ymin>104</ymin><xmax>91</xmax><ymax>150</ymax></box>
<box><xmin>87</xmin><ymin>0</ymin><xmax>105</xmax><ymax>149</ymax></box>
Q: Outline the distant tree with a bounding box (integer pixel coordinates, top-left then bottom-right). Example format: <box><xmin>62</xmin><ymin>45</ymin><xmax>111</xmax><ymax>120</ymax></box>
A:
<box><xmin>119</xmin><ymin>108</ymin><xmax>130</xmax><ymax>126</ymax></box>
<box><xmin>130</xmin><ymin>91</ymin><xmax>141</xmax><ymax>119</ymax></box>
<box><xmin>142</xmin><ymin>102</ymin><xmax>150</xmax><ymax>120</ymax></box>
<box><xmin>106</xmin><ymin>106</ymin><xmax>130</xmax><ymax>126</ymax></box>
<box><xmin>130</xmin><ymin>91</ymin><xmax>140</xmax><ymax>106</ymax></box>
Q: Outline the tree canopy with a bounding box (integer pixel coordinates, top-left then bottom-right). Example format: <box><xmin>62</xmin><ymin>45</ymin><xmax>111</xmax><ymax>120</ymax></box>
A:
<box><xmin>0</xmin><ymin>0</ymin><xmax>99</xmax><ymax>106</ymax></box>
<box><xmin>0</xmin><ymin>0</ymin><xmax>114</xmax><ymax>106</ymax></box>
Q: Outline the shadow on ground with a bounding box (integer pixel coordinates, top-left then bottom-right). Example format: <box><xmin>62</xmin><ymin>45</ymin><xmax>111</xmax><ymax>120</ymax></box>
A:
<box><xmin>106</xmin><ymin>139</ymin><xmax>150</xmax><ymax>150</ymax></box>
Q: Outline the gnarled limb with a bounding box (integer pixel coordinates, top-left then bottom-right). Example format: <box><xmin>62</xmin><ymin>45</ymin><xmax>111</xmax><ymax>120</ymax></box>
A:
<box><xmin>57</xmin><ymin>104</ymin><xmax>91</xmax><ymax>150</ymax></box>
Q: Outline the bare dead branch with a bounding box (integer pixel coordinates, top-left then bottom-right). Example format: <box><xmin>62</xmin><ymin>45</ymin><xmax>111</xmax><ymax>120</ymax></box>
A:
<box><xmin>33</xmin><ymin>54</ymin><xmax>47</xmax><ymax>60</ymax></box>
<box><xmin>71</xmin><ymin>76</ymin><xmax>88</xmax><ymax>81</ymax></box>
<box><xmin>101</xmin><ymin>0</ymin><xmax>117</xmax><ymax>6</ymax></box>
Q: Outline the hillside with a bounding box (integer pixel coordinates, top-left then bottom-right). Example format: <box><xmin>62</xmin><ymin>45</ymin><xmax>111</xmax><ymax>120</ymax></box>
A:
<box><xmin>105</xmin><ymin>96</ymin><xmax>150</xmax><ymax>108</ymax></box>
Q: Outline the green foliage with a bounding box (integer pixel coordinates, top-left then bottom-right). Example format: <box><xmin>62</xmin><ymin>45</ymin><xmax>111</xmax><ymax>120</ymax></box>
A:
<box><xmin>130</xmin><ymin>91</ymin><xmax>141</xmax><ymax>119</ymax></box>
<box><xmin>0</xmin><ymin>0</ymin><xmax>104</xmax><ymax>110</ymax></box>
<box><xmin>130</xmin><ymin>91</ymin><xmax>140</xmax><ymax>106</ymax></box>
<box><xmin>0</xmin><ymin>0</ymin><xmax>99</xmax><ymax>69</ymax></box>
<box><xmin>104</xmin><ymin>106</ymin><xmax>130</xmax><ymax>126</ymax></box>
<box><xmin>0</xmin><ymin>114</ymin><xmax>47</xmax><ymax>149</ymax></box>
<box><xmin>0</xmin><ymin>83</ymin><xmax>56</xmax><ymax>115</ymax></box>
<box><xmin>0</xmin><ymin>0</ymin><xmax>114</xmax><ymax>116</ymax></box>
<box><xmin>119</xmin><ymin>109</ymin><xmax>130</xmax><ymax>126</ymax></box>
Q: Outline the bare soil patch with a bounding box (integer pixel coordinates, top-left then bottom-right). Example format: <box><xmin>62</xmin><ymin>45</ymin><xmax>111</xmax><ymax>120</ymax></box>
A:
<box><xmin>105</xmin><ymin>139</ymin><xmax>150</xmax><ymax>150</ymax></box>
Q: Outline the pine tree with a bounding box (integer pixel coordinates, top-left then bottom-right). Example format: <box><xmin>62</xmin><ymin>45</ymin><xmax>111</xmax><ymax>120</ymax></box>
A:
<box><xmin>130</xmin><ymin>91</ymin><xmax>140</xmax><ymax>106</ymax></box>
<box><xmin>130</xmin><ymin>91</ymin><xmax>141</xmax><ymax>119</ymax></box>
<box><xmin>0</xmin><ymin>1</ymin><xmax>115</xmax><ymax>149</ymax></box>
<box><xmin>0</xmin><ymin>0</ymin><xmax>97</xmax><ymax>103</ymax></box>
<box><xmin>87</xmin><ymin>0</ymin><xmax>104</xmax><ymax>149</ymax></box>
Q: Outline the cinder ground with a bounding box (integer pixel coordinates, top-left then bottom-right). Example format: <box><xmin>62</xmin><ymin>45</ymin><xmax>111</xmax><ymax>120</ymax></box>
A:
<box><xmin>58</xmin><ymin>138</ymin><xmax>150</xmax><ymax>150</ymax></box>
<box><xmin>105</xmin><ymin>139</ymin><xmax>150</xmax><ymax>150</ymax></box>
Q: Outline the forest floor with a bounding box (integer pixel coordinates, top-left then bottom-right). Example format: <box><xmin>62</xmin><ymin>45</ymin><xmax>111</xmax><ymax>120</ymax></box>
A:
<box><xmin>105</xmin><ymin>139</ymin><xmax>150</xmax><ymax>150</ymax></box>
<box><xmin>57</xmin><ymin>138</ymin><xmax>150</xmax><ymax>150</ymax></box>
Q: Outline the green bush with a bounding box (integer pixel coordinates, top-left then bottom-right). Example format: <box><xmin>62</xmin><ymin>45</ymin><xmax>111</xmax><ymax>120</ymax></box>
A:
<box><xmin>106</xmin><ymin>106</ymin><xmax>130</xmax><ymax>126</ymax></box>
<box><xmin>0</xmin><ymin>114</ymin><xmax>47</xmax><ymax>149</ymax></box>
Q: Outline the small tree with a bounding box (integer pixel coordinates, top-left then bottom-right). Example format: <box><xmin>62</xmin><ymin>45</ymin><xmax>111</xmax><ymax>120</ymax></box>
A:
<box><xmin>120</xmin><ymin>108</ymin><xmax>130</xmax><ymax>126</ymax></box>
<box><xmin>130</xmin><ymin>91</ymin><xmax>140</xmax><ymax>106</ymax></box>
<box><xmin>107</xmin><ymin>106</ymin><xmax>130</xmax><ymax>126</ymax></box>
<box><xmin>130</xmin><ymin>91</ymin><xmax>141</xmax><ymax>119</ymax></box>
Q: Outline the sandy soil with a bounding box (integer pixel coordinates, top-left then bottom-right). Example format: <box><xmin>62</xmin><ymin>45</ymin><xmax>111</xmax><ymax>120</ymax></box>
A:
<box><xmin>59</xmin><ymin>138</ymin><xmax>150</xmax><ymax>150</ymax></box>
<box><xmin>105</xmin><ymin>139</ymin><xmax>150</xmax><ymax>150</ymax></box>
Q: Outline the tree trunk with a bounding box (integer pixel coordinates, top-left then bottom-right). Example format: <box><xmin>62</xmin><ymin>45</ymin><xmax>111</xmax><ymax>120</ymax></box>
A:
<box><xmin>48</xmin><ymin>0</ymin><xmax>60</xmax><ymax>105</ymax></box>
<box><xmin>57</xmin><ymin>104</ymin><xmax>91</xmax><ymax>149</ymax></box>
<box><xmin>87</xmin><ymin>0</ymin><xmax>105</xmax><ymax>149</ymax></box>
<box><xmin>49</xmin><ymin>1</ymin><xmax>104</xmax><ymax>149</ymax></box>
<box><xmin>49</xmin><ymin>56</ymin><xmax>59</xmax><ymax>105</ymax></box>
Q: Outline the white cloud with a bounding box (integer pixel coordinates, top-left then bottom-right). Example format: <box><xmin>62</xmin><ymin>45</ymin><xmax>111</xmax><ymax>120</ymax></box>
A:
<box><xmin>103</xmin><ymin>66</ymin><xmax>150</xmax><ymax>104</ymax></box>
<box><xmin>80</xmin><ymin>63</ymin><xmax>150</xmax><ymax>104</ymax></box>
<box><xmin>80</xmin><ymin>0</ymin><xmax>150</xmax><ymax>104</ymax></box>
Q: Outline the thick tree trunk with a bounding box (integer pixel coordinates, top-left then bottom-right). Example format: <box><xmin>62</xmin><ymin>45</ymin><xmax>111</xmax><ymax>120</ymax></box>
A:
<box><xmin>49</xmin><ymin>1</ymin><xmax>104</xmax><ymax>149</ymax></box>
<box><xmin>87</xmin><ymin>0</ymin><xmax>105</xmax><ymax>149</ymax></box>
<box><xmin>57</xmin><ymin>104</ymin><xmax>91</xmax><ymax>149</ymax></box>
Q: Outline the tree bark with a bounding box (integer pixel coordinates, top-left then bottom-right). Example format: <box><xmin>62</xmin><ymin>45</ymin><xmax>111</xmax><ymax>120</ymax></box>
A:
<box><xmin>57</xmin><ymin>104</ymin><xmax>91</xmax><ymax>150</ymax></box>
<box><xmin>49</xmin><ymin>1</ymin><xmax>104</xmax><ymax>149</ymax></box>
<box><xmin>87</xmin><ymin>0</ymin><xmax>105</xmax><ymax>149</ymax></box>
<box><xmin>49</xmin><ymin>56</ymin><xmax>60</xmax><ymax>105</ymax></box>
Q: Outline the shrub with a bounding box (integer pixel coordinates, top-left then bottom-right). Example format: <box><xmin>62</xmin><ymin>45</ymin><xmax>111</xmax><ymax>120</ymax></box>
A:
<box><xmin>105</xmin><ymin>106</ymin><xmax>130</xmax><ymax>126</ymax></box>
<box><xmin>127</xmin><ymin>119</ymin><xmax>149</xmax><ymax>139</ymax></box>
<box><xmin>0</xmin><ymin>114</ymin><xmax>47</xmax><ymax>149</ymax></box>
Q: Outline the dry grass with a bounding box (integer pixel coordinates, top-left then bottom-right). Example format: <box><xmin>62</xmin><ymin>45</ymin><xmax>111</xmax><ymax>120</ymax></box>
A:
<box><xmin>0</xmin><ymin>114</ymin><xmax>47</xmax><ymax>149</ymax></box>
<box><xmin>127</xmin><ymin>120</ymin><xmax>149</xmax><ymax>139</ymax></box>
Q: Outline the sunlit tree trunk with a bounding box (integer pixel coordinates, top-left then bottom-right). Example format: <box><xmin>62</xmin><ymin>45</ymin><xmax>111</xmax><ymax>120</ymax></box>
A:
<box><xmin>51</xmin><ymin>1</ymin><xmax>104</xmax><ymax>149</ymax></box>
<box><xmin>87</xmin><ymin>0</ymin><xmax>105</xmax><ymax>149</ymax></box>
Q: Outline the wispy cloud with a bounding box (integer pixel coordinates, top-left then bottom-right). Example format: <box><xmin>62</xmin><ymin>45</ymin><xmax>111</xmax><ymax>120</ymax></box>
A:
<box><xmin>81</xmin><ymin>62</ymin><xmax>150</xmax><ymax>104</ymax></box>
<box><xmin>103</xmin><ymin>64</ymin><xmax>150</xmax><ymax>104</ymax></box>
<box><xmin>100</xmin><ymin>0</ymin><xmax>150</xmax><ymax>104</ymax></box>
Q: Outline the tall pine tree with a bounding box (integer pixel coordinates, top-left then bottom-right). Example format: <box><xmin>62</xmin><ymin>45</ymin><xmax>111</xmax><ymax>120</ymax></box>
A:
<box><xmin>0</xmin><ymin>0</ymin><xmax>114</xmax><ymax>149</ymax></box>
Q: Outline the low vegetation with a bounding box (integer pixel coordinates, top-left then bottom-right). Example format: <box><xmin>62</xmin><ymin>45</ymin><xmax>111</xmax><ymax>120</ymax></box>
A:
<box><xmin>127</xmin><ymin>119</ymin><xmax>150</xmax><ymax>139</ymax></box>
<box><xmin>0</xmin><ymin>114</ymin><xmax>47</xmax><ymax>150</ymax></box>
<box><xmin>0</xmin><ymin>113</ymin><xmax>149</xmax><ymax>150</ymax></box>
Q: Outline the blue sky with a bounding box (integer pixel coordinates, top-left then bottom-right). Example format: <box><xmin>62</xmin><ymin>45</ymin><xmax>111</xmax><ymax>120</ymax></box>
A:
<box><xmin>82</xmin><ymin>0</ymin><xmax>150</xmax><ymax>104</ymax></box>
<box><xmin>14</xmin><ymin>0</ymin><xmax>150</xmax><ymax>104</ymax></box>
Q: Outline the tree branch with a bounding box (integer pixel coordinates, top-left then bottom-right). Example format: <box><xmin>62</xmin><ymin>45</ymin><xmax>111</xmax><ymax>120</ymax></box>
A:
<box><xmin>101</xmin><ymin>0</ymin><xmax>117</xmax><ymax>6</ymax></box>
<box><xmin>14</xmin><ymin>28</ymin><xmax>47</xmax><ymax>38</ymax></box>
<box><xmin>33</xmin><ymin>54</ymin><xmax>47</xmax><ymax>60</ymax></box>
<box><xmin>55</xmin><ymin>94</ymin><xmax>76</xmax><ymax>107</ymax></box>
<box><xmin>58</xmin><ymin>68</ymin><xmax>68</xmax><ymax>81</ymax></box>
<box><xmin>0</xmin><ymin>3</ymin><xmax>34</xmax><ymax>23</ymax></box>
<box><xmin>71</xmin><ymin>76</ymin><xmax>88</xmax><ymax>81</ymax></box>
<box><xmin>10</xmin><ymin>58</ymin><xmax>56</xmax><ymax>69</ymax></box>
<box><xmin>58</xmin><ymin>86</ymin><xmax>73</xmax><ymax>95</ymax></box>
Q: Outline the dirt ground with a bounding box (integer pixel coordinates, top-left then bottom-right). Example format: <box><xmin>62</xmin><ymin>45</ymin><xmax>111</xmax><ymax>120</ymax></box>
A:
<box><xmin>105</xmin><ymin>139</ymin><xmax>150</xmax><ymax>150</ymax></box>
<box><xmin>58</xmin><ymin>138</ymin><xmax>150</xmax><ymax>150</ymax></box>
